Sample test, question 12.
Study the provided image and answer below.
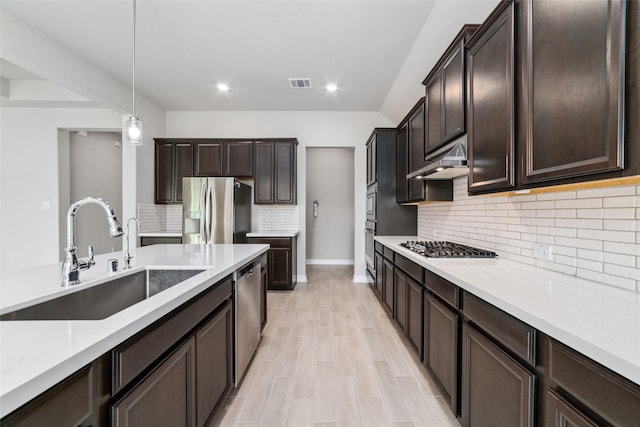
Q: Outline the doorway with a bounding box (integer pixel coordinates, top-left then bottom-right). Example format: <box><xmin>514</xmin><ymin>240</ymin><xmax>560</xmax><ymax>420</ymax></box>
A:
<box><xmin>305</xmin><ymin>147</ymin><xmax>354</xmax><ymax>265</ymax></box>
<box><xmin>58</xmin><ymin>131</ymin><xmax>122</xmax><ymax>259</ymax></box>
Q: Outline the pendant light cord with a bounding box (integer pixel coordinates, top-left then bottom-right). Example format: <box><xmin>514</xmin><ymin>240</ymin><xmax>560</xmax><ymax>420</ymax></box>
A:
<box><xmin>132</xmin><ymin>0</ymin><xmax>136</xmax><ymax>115</ymax></box>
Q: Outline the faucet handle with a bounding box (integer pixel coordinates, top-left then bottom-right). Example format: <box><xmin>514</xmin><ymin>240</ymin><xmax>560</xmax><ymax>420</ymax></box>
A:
<box><xmin>88</xmin><ymin>245</ymin><xmax>95</xmax><ymax>262</ymax></box>
<box><xmin>78</xmin><ymin>245</ymin><xmax>96</xmax><ymax>271</ymax></box>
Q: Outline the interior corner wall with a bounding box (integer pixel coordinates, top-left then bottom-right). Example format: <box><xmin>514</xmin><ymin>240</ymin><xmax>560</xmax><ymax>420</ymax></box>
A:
<box><xmin>380</xmin><ymin>0</ymin><xmax>499</xmax><ymax>123</ymax></box>
<box><xmin>166</xmin><ymin>111</ymin><xmax>394</xmax><ymax>281</ymax></box>
<box><xmin>0</xmin><ymin>107</ymin><xmax>122</xmax><ymax>277</ymax></box>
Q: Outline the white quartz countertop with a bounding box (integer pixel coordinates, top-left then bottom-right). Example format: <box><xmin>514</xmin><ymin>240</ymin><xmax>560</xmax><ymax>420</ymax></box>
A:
<box><xmin>0</xmin><ymin>243</ymin><xmax>268</xmax><ymax>418</ymax></box>
<box><xmin>246</xmin><ymin>230</ymin><xmax>299</xmax><ymax>238</ymax></box>
<box><xmin>375</xmin><ymin>236</ymin><xmax>640</xmax><ymax>387</ymax></box>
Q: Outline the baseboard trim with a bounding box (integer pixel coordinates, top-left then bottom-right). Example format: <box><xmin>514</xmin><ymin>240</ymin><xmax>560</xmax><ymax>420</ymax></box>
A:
<box><xmin>352</xmin><ymin>275</ymin><xmax>370</xmax><ymax>283</ymax></box>
<box><xmin>296</xmin><ymin>275</ymin><xmax>308</xmax><ymax>283</ymax></box>
<box><xmin>306</xmin><ymin>259</ymin><xmax>355</xmax><ymax>265</ymax></box>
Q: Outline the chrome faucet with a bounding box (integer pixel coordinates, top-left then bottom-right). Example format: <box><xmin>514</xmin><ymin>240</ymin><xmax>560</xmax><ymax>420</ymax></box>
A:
<box><xmin>61</xmin><ymin>197</ymin><xmax>123</xmax><ymax>286</ymax></box>
<box><xmin>123</xmin><ymin>217</ymin><xmax>140</xmax><ymax>269</ymax></box>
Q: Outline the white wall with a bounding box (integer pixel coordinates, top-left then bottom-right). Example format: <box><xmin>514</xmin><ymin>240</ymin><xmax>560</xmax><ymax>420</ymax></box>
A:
<box><xmin>166</xmin><ymin>111</ymin><xmax>394</xmax><ymax>281</ymax></box>
<box><xmin>380</xmin><ymin>0</ymin><xmax>499</xmax><ymax>123</ymax></box>
<box><xmin>0</xmin><ymin>108</ymin><xmax>122</xmax><ymax>276</ymax></box>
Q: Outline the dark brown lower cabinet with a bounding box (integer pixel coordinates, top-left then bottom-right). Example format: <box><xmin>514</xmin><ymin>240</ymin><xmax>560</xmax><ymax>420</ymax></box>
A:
<box><xmin>394</xmin><ymin>269</ymin><xmax>408</xmax><ymax>331</ymax></box>
<box><xmin>261</xmin><ymin>263</ymin><xmax>268</xmax><ymax>330</ymax></box>
<box><xmin>140</xmin><ymin>236</ymin><xmax>182</xmax><ymax>246</ymax></box>
<box><xmin>196</xmin><ymin>302</ymin><xmax>232</xmax><ymax>427</ymax></box>
<box><xmin>546</xmin><ymin>389</ymin><xmax>598</xmax><ymax>427</ymax></box>
<box><xmin>461</xmin><ymin>322</ymin><xmax>534</xmax><ymax>427</ymax></box>
<box><xmin>424</xmin><ymin>293</ymin><xmax>458</xmax><ymax>412</ymax></box>
<box><xmin>382</xmin><ymin>259</ymin><xmax>394</xmax><ymax>316</ymax></box>
<box><xmin>112</xmin><ymin>337</ymin><xmax>197</xmax><ymax>427</ymax></box>
<box><xmin>406</xmin><ymin>276</ymin><xmax>422</xmax><ymax>356</ymax></box>
<box><xmin>247</xmin><ymin>237</ymin><xmax>297</xmax><ymax>290</ymax></box>
<box><xmin>374</xmin><ymin>251</ymin><xmax>384</xmax><ymax>299</ymax></box>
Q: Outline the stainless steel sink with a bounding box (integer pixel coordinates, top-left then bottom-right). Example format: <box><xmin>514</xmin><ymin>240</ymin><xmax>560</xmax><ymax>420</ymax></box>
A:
<box><xmin>0</xmin><ymin>269</ymin><xmax>205</xmax><ymax>321</ymax></box>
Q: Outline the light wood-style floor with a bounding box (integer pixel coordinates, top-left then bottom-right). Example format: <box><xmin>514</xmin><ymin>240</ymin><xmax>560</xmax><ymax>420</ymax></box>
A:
<box><xmin>212</xmin><ymin>265</ymin><xmax>460</xmax><ymax>427</ymax></box>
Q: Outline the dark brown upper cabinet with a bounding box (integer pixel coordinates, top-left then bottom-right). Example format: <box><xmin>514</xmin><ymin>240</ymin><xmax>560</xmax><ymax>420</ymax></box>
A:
<box><xmin>224</xmin><ymin>140</ymin><xmax>253</xmax><ymax>177</ymax></box>
<box><xmin>518</xmin><ymin>0</ymin><xmax>626</xmax><ymax>185</ymax></box>
<box><xmin>194</xmin><ymin>140</ymin><xmax>223</xmax><ymax>177</ymax></box>
<box><xmin>155</xmin><ymin>140</ymin><xmax>194</xmax><ymax>204</ymax></box>
<box><xmin>254</xmin><ymin>139</ymin><xmax>297</xmax><ymax>205</ymax></box>
<box><xmin>366</xmin><ymin>133</ymin><xmax>377</xmax><ymax>187</ymax></box>
<box><xmin>396</xmin><ymin>123</ymin><xmax>410</xmax><ymax>204</ymax></box>
<box><xmin>467</xmin><ymin>0</ymin><xmax>516</xmax><ymax>194</ymax></box>
<box><xmin>423</xmin><ymin>25</ymin><xmax>479</xmax><ymax>155</ymax></box>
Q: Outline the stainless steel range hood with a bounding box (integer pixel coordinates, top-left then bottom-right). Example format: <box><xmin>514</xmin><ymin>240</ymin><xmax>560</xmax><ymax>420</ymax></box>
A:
<box><xmin>407</xmin><ymin>135</ymin><xmax>469</xmax><ymax>180</ymax></box>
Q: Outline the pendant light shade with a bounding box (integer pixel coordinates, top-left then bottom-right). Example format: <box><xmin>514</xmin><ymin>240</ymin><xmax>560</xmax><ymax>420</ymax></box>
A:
<box><xmin>126</xmin><ymin>0</ymin><xmax>143</xmax><ymax>146</ymax></box>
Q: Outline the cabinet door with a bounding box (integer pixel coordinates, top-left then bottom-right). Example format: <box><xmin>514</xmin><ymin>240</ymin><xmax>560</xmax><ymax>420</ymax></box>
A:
<box><xmin>382</xmin><ymin>259</ymin><xmax>394</xmax><ymax>316</ymax></box>
<box><xmin>374</xmin><ymin>252</ymin><xmax>384</xmax><ymax>300</ymax></box>
<box><xmin>424</xmin><ymin>294</ymin><xmax>458</xmax><ymax>412</ymax></box>
<box><xmin>546</xmin><ymin>389</ymin><xmax>598</xmax><ymax>427</ymax></box>
<box><xmin>406</xmin><ymin>276</ymin><xmax>422</xmax><ymax>356</ymax></box>
<box><xmin>467</xmin><ymin>1</ymin><xmax>515</xmax><ymax>194</ymax></box>
<box><xmin>274</xmin><ymin>141</ymin><xmax>296</xmax><ymax>204</ymax></box>
<box><xmin>394</xmin><ymin>269</ymin><xmax>408</xmax><ymax>331</ymax></box>
<box><xmin>271</xmin><ymin>247</ymin><xmax>292</xmax><ymax>289</ymax></box>
<box><xmin>254</xmin><ymin>142</ymin><xmax>274</xmax><ymax>203</ymax></box>
<box><xmin>442</xmin><ymin>41</ymin><xmax>465</xmax><ymax>142</ymax></box>
<box><xmin>112</xmin><ymin>337</ymin><xmax>197</xmax><ymax>427</ymax></box>
<box><xmin>519</xmin><ymin>0</ymin><xmax>625</xmax><ymax>184</ymax></box>
<box><xmin>196</xmin><ymin>303</ymin><xmax>232</xmax><ymax>427</ymax></box>
<box><xmin>366</xmin><ymin>134</ymin><xmax>377</xmax><ymax>186</ymax></box>
<box><xmin>396</xmin><ymin>124</ymin><xmax>410</xmax><ymax>204</ymax></box>
<box><xmin>408</xmin><ymin>102</ymin><xmax>426</xmax><ymax>202</ymax></box>
<box><xmin>461</xmin><ymin>323</ymin><xmax>534</xmax><ymax>427</ymax></box>
<box><xmin>175</xmin><ymin>143</ymin><xmax>194</xmax><ymax>202</ymax></box>
<box><xmin>261</xmin><ymin>266</ymin><xmax>268</xmax><ymax>329</ymax></box>
<box><xmin>425</xmin><ymin>74</ymin><xmax>442</xmax><ymax>153</ymax></box>
<box><xmin>155</xmin><ymin>142</ymin><xmax>175</xmax><ymax>203</ymax></box>
<box><xmin>194</xmin><ymin>141</ymin><xmax>223</xmax><ymax>177</ymax></box>
<box><xmin>224</xmin><ymin>141</ymin><xmax>253</xmax><ymax>177</ymax></box>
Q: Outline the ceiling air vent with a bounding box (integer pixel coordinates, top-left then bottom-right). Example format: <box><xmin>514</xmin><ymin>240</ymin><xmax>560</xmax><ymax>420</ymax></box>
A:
<box><xmin>289</xmin><ymin>78</ymin><xmax>312</xmax><ymax>89</ymax></box>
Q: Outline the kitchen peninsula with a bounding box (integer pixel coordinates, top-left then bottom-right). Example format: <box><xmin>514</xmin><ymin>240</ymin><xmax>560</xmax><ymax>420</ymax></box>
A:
<box><xmin>0</xmin><ymin>243</ymin><xmax>268</xmax><ymax>425</ymax></box>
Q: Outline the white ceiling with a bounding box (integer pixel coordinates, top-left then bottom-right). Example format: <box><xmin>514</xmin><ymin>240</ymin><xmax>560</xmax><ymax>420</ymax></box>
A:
<box><xmin>1</xmin><ymin>0</ymin><xmax>436</xmax><ymax>112</ymax></box>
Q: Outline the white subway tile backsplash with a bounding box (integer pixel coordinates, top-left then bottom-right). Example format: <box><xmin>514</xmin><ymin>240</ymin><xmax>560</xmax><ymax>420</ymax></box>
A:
<box><xmin>418</xmin><ymin>176</ymin><xmax>640</xmax><ymax>292</ymax></box>
<box><xmin>137</xmin><ymin>203</ymin><xmax>182</xmax><ymax>233</ymax></box>
<box><xmin>256</xmin><ymin>205</ymin><xmax>299</xmax><ymax>231</ymax></box>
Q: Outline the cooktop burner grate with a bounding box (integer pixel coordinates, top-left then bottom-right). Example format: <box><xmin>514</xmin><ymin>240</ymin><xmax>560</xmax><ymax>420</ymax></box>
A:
<box><xmin>400</xmin><ymin>241</ymin><xmax>498</xmax><ymax>258</ymax></box>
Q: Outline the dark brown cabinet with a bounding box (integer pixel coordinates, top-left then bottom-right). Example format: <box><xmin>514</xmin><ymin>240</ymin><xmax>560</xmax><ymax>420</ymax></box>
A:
<box><xmin>396</xmin><ymin>123</ymin><xmax>410</xmax><ymax>204</ymax></box>
<box><xmin>366</xmin><ymin>133</ymin><xmax>377</xmax><ymax>186</ymax></box>
<box><xmin>518</xmin><ymin>0</ymin><xmax>626</xmax><ymax>185</ymax></box>
<box><xmin>467</xmin><ymin>1</ymin><xmax>516</xmax><ymax>194</ymax></box>
<box><xmin>374</xmin><ymin>251</ymin><xmax>384</xmax><ymax>299</ymax></box>
<box><xmin>254</xmin><ymin>140</ymin><xmax>297</xmax><ymax>205</ymax></box>
<box><xmin>112</xmin><ymin>337</ymin><xmax>197</xmax><ymax>427</ymax></box>
<box><xmin>247</xmin><ymin>237</ymin><xmax>297</xmax><ymax>290</ymax></box>
<box><xmin>424</xmin><ymin>293</ymin><xmax>458</xmax><ymax>412</ymax></box>
<box><xmin>224</xmin><ymin>140</ymin><xmax>253</xmax><ymax>177</ymax></box>
<box><xmin>140</xmin><ymin>236</ymin><xmax>182</xmax><ymax>246</ymax></box>
<box><xmin>394</xmin><ymin>269</ymin><xmax>407</xmax><ymax>332</ymax></box>
<box><xmin>423</xmin><ymin>25</ymin><xmax>479</xmax><ymax>154</ymax></box>
<box><xmin>260</xmin><ymin>261</ymin><xmax>268</xmax><ymax>329</ymax></box>
<box><xmin>155</xmin><ymin>140</ymin><xmax>194</xmax><ymax>204</ymax></box>
<box><xmin>546</xmin><ymin>389</ymin><xmax>598</xmax><ymax>427</ymax></box>
<box><xmin>405</xmin><ymin>99</ymin><xmax>427</xmax><ymax>202</ymax></box>
<box><xmin>196</xmin><ymin>302</ymin><xmax>232</xmax><ymax>427</ymax></box>
<box><xmin>194</xmin><ymin>140</ymin><xmax>223</xmax><ymax>177</ymax></box>
<box><xmin>382</xmin><ymin>258</ymin><xmax>394</xmax><ymax>316</ymax></box>
<box><xmin>461</xmin><ymin>322</ymin><xmax>535</xmax><ymax>427</ymax></box>
<box><xmin>406</xmin><ymin>275</ymin><xmax>422</xmax><ymax>355</ymax></box>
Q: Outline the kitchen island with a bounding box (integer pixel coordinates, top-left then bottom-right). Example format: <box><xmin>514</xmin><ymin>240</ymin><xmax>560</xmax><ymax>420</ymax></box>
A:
<box><xmin>0</xmin><ymin>243</ymin><xmax>269</xmax><ymax>420</ymax></box>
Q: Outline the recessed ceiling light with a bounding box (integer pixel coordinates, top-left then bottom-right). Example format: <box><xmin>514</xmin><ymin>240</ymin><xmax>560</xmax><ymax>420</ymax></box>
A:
<box><xmin>216</xmin><ymin>83</ymin><xmax>229</xmax><ymax>92</ymax></box>
<box><xmin>326</xmin><ymin>83</ymin><xmax>338</xmax><ymax>92</ymax></box>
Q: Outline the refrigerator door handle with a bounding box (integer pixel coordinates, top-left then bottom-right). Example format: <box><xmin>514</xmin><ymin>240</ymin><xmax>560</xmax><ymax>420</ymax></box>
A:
<box><xmin>199</xmin><ymin>181</ymin><xmax>207</xmax><ymax>243</ymax></box>
<box><xmin>205</xmin><ymin>183</ymin><xmax>212</xmax><ymax>243</ymax></box>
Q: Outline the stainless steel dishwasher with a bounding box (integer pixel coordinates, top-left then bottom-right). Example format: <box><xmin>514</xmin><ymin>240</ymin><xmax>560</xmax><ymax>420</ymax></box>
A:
<box><xmin>234</xmin><ymin>258</ymin><xmax>262</xmax><ymax>386</ymax></box>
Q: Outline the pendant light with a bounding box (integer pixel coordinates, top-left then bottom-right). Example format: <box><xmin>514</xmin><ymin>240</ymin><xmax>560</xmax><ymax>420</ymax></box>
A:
<box><xmin>126</xmin><ymin>0</ymin><xmax>143</xmax><ymax>146</ymax></box>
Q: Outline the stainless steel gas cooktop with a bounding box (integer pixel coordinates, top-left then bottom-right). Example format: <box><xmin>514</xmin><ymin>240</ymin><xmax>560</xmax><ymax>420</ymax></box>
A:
<box><xmin>400</xmin><ymin>241</ymin><xmax>498</xmax><ymax>258</ymax></box>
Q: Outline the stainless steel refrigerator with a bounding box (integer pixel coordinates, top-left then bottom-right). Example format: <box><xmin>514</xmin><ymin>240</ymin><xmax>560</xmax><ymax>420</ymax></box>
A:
<box><xmin>182</xmin><ymin>177</ymin><xmax>251</xmax><ymax>244</ymax></box>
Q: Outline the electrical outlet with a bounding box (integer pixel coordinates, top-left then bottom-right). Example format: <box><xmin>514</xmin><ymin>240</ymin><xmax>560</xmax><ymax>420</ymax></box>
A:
<box><xmin>41</xmin><ymin>201</ymin><xmax>50</xmax><ymax>210</ymax></box>
<box><xmin>432</xmin><ymin>229</ymin><xmax>437</xmax><ymax>237</ymax></box>
<box><xmin>534</xmin><ymin>243</ymin><xmax>553</xmax><ymax>261</ymax></box>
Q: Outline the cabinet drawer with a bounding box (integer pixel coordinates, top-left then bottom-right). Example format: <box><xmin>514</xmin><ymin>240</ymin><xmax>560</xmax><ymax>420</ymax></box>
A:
<box><xmin>462</xmin><ymin>291</ymin><xmax>535</xmax><ymax>365</ymax></box>
<box><xmin>383</xmin><ymin>246</ymin><xmax>395</xmax><ymax>261</ymax></box>
<box><xmin>549</xmin><ymin>340</ymin><xmax>640</xmax><ymax>427</ymax></box>
<box><xmin>2</xmin><ymin>364</ymin><xmax>94</xmax><ymax>426</ymax></box>
<box><xmin>424</xmin><ymin>269</ymin><xmax>458</xmax><ymax>308</ymax></box>
<box><xmin>112</xmin><ymin>277</ymin><xmax>232</xmax><ymax>394</ymax></box>
<box><xmin>394</xmin><ymin>254</ymin><xmax>423</xmax><ymax>284</ymax></box>
<box><xmin>374</xmin><ymin>242</ymin><xmax>383</xmax><ymax>253</ymax></box>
